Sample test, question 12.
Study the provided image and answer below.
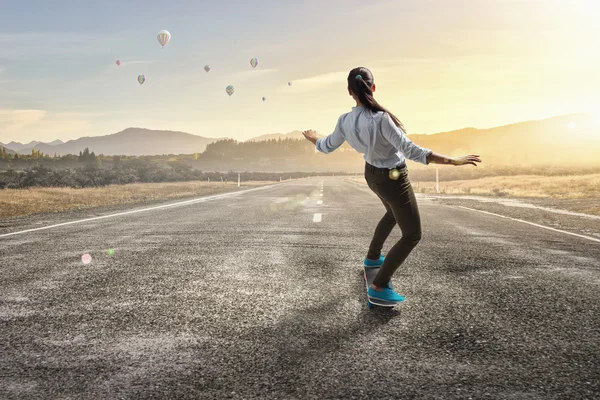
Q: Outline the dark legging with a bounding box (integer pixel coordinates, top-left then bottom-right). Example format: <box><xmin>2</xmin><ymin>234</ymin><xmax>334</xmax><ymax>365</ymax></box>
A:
<box><xmin>364</xmin><ymin>162</ymin><xmax>422</xmax><ymax>288</ymax></box>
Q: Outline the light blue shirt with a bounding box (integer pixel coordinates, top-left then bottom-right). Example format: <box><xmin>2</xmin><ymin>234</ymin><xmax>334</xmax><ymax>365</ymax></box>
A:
<box><xmin>315</xmin><ymin>105</ymin><xmax>432</xmax><ymax>168</ymax></box>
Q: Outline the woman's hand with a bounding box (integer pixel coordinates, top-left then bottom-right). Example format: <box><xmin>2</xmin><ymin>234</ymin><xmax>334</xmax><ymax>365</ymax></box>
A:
<box><xmin>451</xmin><ymin>155</ymin><xmax>481</xmax><ymax>166</ymax></box>
<box><xmin>302</xmin><ymin>130</ymin><xmax>319</xmax><ymax>144</ymax></box>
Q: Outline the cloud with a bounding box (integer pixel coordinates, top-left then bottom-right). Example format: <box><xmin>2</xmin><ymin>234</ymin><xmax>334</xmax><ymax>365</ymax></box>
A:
<box><xmin>112</xmin><ymin>60</ymin><xmax>157</xmax><ymax>67</ymax></box>
<box><xmin>0</xmin><ymin>109</ymin><xmax>47</xmax><ymax>132</ymax></box>
<box><xmin>230</xmin><ymin>68</ymin><xmax>278</xmax><ymax>80</ymax></box>
<box><xmin>0</xmin><ymin>31</ymin><xmax>107</xmax><ymax>45</ymax></box>
<box><xmin>0</xmin><ymin>31</ymin><xmax>121</xmax><ymax>59</ymax></box>
<box><xmin>101</xmin><ymin>59</ymin><xmax>159</xmax><ymax>73</ymax></box>
<box><xmin>275</xmin><ymin>70</ymin><xmax>348</xmax><ymax>93</ymax></box>
<box><xmin>0</xmin><ymin>109</ymin><xmax>104</xmax><ymax>142</ymax></box>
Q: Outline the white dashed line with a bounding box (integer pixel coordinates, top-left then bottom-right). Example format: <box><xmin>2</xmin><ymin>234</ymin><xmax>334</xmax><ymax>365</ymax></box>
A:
<box><xmin>317</xmin><ymin>200</ymin><xmax>323</xmax><ymax>205</ymax></box>
<box><xmin>319</xmin><ymin>194</ymin><xmax>323</xmax><ymax>197</ymax></box>
<box><xmin>313</xmin><ymin>213</ymin><xmax>322</xmax><ymax>222</ymax></box>
<box><xmin>457</xmin><ymin>206</ymin><xmax>600</xmax><ymax>244</ymax></box>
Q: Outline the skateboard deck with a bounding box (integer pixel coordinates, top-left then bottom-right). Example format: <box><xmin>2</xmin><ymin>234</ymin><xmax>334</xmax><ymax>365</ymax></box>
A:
<box><xmin>363</xmin><ymin>266</ymin><xmax>397</xmax><ymax>309</ymax></box>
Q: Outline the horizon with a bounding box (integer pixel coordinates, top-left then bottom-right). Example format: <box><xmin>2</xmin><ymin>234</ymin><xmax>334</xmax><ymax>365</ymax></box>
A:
<box><xmin>1</xmin><ymin>1</ymin><xmax>599</xmax><ymax>144</ymax></box>
<box><xmin>1</xmin><ymin>111</ymin><xmax>597</xmax><ymax>146</ymax></box>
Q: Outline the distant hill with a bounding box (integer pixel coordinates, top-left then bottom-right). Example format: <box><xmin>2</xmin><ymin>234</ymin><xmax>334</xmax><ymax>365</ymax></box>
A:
<box><xmin>244</xmin><ymin>114</ymin><xmax>599</xmax><ymax>165</ymax></box>
<box><xmin>245</xmin><ymin>130</ymin><xmax>304</xmax><ymax>142</ymax></box>
<box><xmin>4</xmin><ymin>139</ymin><xmax>63</xmax><ymax>154</ymax></box>
<box><xmin>4</xmin><ymin>140</ymin><xmax>43</xmax><ymax>152</ymax></box>
<box><xmin>13</xmin><ymin>128</ymin><xmax>230</xmax><ymax>157</ymax></box>
<box><xmin>0</xmin><ymin>145</ymin><xmax>16</xmax><ymax>155</ymax></box>
<box><xmin>406</xmin><ymin>113</ymin><xmax>598</xmax><ymax>166</ymax></box>
<box><xmin>4</xmin><ymin>113</ymin><xmax>598</xmax><ymax>164</ymax></box>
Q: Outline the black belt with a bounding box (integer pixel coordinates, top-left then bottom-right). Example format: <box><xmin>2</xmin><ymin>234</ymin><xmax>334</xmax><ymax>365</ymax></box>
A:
<box><xmin>365</xmin><ymin>162</ymin><xmax>407</xmax><ymax>180</ymax></box>
<box><xmin>365</xmin><ymin>162</ymin><xmax>406</xmax><ymax>173</ymax></box>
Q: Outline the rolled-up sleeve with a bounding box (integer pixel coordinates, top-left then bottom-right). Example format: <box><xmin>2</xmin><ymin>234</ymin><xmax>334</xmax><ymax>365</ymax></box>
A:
<box><xmin>381</xmin><ymin>113</ymin><xmax>432</xmax><ymax>165</ymax></box>
<box><xmin>316</xmin><ymin>116</ymin><xmax>346</xmax><ymax>154</ymax></box>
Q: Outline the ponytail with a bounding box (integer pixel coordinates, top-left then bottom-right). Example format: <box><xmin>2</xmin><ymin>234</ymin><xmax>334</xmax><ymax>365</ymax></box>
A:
<box><xmin>348</xmin><ymin>67</ymin><xmax>406</xmax><ymax>132</ymax></box>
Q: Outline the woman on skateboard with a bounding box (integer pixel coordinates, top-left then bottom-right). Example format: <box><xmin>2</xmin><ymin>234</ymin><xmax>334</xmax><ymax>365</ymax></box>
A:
<box><xmin>302</xmin><ymin>66</ymin><xmax>481</xmax><ymax>304</ymax></box>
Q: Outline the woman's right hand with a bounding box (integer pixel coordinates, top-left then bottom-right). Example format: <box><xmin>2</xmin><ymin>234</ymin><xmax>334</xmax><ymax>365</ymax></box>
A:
<box><xmin>451</xmin><ymin>155</ymin><xmax>481</xmax><ymax>166</ymax></box>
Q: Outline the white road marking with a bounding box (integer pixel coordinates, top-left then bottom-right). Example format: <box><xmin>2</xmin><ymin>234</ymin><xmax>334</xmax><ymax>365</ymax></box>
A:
<box><xmin>425</xmin><ymin>195</ymin><xmax>600</xmax><ymax>221</ymax></box>
<box><xmin>319</xmin><ymin>194</ymin><xmax>323</xmax><ymax>197</ymax></box>
<box><xmin>0</xmin><ymin>184</ymin><xmax>279</xmax><ymax>239</ymax></box>
<box><xmin>317</xmin><ymin>200</ymin><xmax>323</xmax><ymax>205</ymax></box>
<box><xmin>457</xmin><ymin>206</ymin><xmax>600</xmax><ymax>244</ymax></box>
<box><xmin>313</xmin><ymin>213</ymin><xmax>322</xmax><ymax>222</ymax></box>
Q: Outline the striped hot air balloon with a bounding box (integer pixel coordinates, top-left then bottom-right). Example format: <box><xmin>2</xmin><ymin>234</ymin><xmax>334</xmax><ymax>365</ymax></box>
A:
<box><xmin>138</xmin><ymin>75</ymin><xmax>146</xmax><ymax>85</ymax></box>
<box><xmin>262</xmin><ymin>97</ymin><xmax>266</xmax><ymax>101</ymax></box>
<box><xmin>157</xmin><ymin>30</ymin><xmax>171</xmax><ymax>48</ymax></box>
<box><xmin>204</xmin><ymin>65</ymin><xmax>210</xmax><ymax>72</ymax></box>
<box><xmin>250</xmin><ymin>58</ymin><xmax>258</xmax><ymax>68</ymax></box>
<box><xmin>226</xmin><ymin>85</ymin><xmax>234</xmax><ymax>96</ymax></box>
<box><xmin>288</xmin><ymin>81</ymin><xmax>292</xmax><ymax>86</ymax></box>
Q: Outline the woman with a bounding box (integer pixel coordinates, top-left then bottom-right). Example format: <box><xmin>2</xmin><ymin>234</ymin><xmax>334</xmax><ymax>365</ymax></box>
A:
<box><xmin>302</xmin><ymin>66</ymin><xmax>481</xmax><ymax>304</ymax></box>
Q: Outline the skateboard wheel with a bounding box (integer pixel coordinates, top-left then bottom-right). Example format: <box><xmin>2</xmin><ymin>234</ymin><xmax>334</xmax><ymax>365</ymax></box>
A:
<box><xmin>367</xmin><ymin>301</ymin><xmax>374</xmax><ymax>309</ymax></box>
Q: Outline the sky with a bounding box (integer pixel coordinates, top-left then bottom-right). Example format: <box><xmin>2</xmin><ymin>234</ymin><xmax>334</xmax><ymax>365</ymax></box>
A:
<box><xmin>0</xmin><ymin>0</ymin><xmax>599</xmax><ymax>144</ymax></box>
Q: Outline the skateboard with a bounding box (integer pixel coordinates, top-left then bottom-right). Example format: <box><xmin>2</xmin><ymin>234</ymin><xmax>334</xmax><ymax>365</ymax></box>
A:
<box><xmin>363</xmin><ymin>266</ymin><xmax>397</xmax><ymax>309</ymax></box>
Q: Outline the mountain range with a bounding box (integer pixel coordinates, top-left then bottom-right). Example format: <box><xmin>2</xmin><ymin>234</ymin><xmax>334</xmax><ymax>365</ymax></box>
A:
<box><xmin>1</xmin><ymin>129</ymin><xmax>228</xmax><ymax>157</ymax></box>
<box><xmin>1</xmin><ymin>113</ymin><xmax>598</xmax><ymax>164</ymax></box>
<box><xmin>1</xmin><ymin>129</ymin><xmax>306</xmax><ymax>156</ymax></box>
<box><xmin>407</xmin><ymin>113</ymin><xmax>598</xmax><ymax>165</ymax></box>
<box><xmin>0</xmin><ymin>145</ymin><xmax>16</xmax><ymax>155</ymax></box>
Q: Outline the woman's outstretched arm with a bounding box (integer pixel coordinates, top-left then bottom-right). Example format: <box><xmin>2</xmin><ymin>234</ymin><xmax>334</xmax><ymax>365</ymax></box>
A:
<box><xmin>426</xmin><ymin>152</ymin><xmax>481</xmax><ymax>166</ymax></box>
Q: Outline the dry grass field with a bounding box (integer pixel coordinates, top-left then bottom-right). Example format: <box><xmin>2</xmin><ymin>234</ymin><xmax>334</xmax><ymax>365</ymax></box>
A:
<box><xmin>3</xmin><ymin>174</ymin><xmax>599</xmax><ymax>218</ymax></box>
<box><xmin>348</xmin><ymin>173</ymin><xmax>600</xmax><ymax>198</ymax></box>
<box><xmin>0</xmin><ymin>180</ymin><xmax>280</xmax><ymax>218</ymax></box>
<box><xmin>346</xmin><ymin>173</ymin><xmax>600</xmax><ymax>216</ymax></box>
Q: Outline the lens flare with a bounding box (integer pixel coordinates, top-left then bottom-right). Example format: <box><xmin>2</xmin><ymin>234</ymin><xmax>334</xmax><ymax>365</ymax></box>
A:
<box><xmin>81</xmin><ymin>254</ymin><xmax>92</xmax><ymax>264</ymax></box>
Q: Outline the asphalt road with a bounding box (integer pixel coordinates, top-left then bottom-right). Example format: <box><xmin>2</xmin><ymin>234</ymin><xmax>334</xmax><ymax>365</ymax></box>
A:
<box><xmin>1</xmin><ymin>178</ymin><xmax>599</xmax><ymax>399</ymax></box>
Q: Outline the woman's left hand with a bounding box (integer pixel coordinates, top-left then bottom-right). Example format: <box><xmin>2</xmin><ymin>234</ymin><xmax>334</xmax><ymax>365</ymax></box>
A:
<box><xmin>302</xmin><ymin>130</ymin><xmax>319</xmax><ymax>143</ymax></box>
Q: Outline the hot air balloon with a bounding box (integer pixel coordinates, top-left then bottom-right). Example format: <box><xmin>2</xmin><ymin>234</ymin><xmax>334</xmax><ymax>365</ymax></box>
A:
<box><xmin>226</xmin><ymin>85</ymin><xmax>234</xmax><ymax>96</ymax></box>
<box><xmin>116</xmin><ymin>60</ymin><xmax>121</xmax><ymax>67</ymax></box>
<box><xmin>157</xmin><ymin>30</ymin><xmax>171</xmax><ymax>48</ymax></box>
<box><xmin>138</xmin><ymin>75</ymin><xmax>146</xmax><ymax>85</ymax></box>
<box><xmin>262</xmin><ymin>97</ymin><xmax>266</xmax><ymax>101</ymax></box>
<box><xmin>288</xmin><ymin>81</ymin><xmax>292</xmax><ymax>86</ymax></box>
<box><xmin>250</xmin><ymin>58</ymin><xmax>258</xmax><ymax>68</ymax></box>
<box><xmin>204</xmin><ymin>65</ymin><xmax>210</xmax><ymax>72</ymax></box>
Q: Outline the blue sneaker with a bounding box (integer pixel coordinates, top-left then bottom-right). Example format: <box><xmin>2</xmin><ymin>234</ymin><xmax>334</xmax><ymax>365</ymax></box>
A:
<box><xmin>364</xmin><ymin>255</ymin><xmax>385</xmax><ymax>268</ymax></box>
<box><xmin>368</xmin><ymin>284</ymin><xmax>405</xmax><ymax>303</ymax></box>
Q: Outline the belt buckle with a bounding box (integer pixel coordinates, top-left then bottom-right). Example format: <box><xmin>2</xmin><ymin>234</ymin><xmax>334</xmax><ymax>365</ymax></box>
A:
<box><xmin>389</xmin><ymin>168</ymin><xmax>400</xmax><ymax>180</ymax></box>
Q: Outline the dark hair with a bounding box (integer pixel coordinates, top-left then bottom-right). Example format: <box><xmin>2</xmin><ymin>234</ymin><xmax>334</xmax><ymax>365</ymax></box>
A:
<box><xmin>347</xmin><ymin>67</ymin><xmax>406</xmax><ymax>132</ymax></box>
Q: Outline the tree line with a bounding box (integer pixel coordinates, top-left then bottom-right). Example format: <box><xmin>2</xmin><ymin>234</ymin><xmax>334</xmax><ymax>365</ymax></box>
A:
<box><xmin>0</xmin><ymin>157</ymin><xmax>351</xmax><ymax>189</ymax></box>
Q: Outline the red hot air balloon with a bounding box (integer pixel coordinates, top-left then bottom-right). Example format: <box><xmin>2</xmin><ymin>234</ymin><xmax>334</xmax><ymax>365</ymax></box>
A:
<box><xmin>116</xmin><ymin>60</ymin><xmax>121</xmax><ymax>66</ymax></box>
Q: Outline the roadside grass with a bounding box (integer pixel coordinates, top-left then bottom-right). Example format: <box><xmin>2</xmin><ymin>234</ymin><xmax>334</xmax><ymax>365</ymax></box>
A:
<box><xmin>0</xmin><ymin>180</ymin><xmax>279</xmax><ymax>218</ymax></box>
